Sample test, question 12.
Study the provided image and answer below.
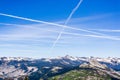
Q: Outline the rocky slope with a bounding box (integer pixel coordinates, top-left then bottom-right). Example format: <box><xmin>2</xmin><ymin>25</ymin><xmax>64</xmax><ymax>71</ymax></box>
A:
<box><xmin>0</xmin><ymin>56</ymin><xmax>120</xmax><ymax>80</ymax></box>
<box><xmin>49</xmin><ymin>59</ymin><xmax>120</xmax><ymax>80</ymax></box>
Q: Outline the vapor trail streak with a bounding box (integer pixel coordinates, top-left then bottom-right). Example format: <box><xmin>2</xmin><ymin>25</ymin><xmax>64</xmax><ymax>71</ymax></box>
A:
<box><xmin>90</xmin><ymin>29</ymin><xmax>120</xmax><ymax>32</ymax></box>
<box><xmin>0</xmin><ymin>13</ymin><xmax>117</xmax><ymax>40</ymax></box>
<box><xmin>1</xmin><ymin>23</ymin><xmax>120</xmax><ymax>40</ymax></box>
<box><xmin>64</xmin><ymin>0</ymin><xmax>83</xmax><ymax>25</ymax></box>
<box><xmin>51</xmin><ymin>0</ymin><xmax>83</xmax><ymax>50</ymax></box>
<box><xmin>0</xmin><ymin>13</ymin><xmax>62</xmax><ymax>27</ymax></box>
<box><xmin>41</xmin><ymin>29</ymin><xmax>120</xmax><ymax>41</ymax></box>
<box><xmin>0</xmin><ymin>13</ymin><xmax>106</xmax><ymax>35</ymax></box>
<box><xmin>63</xmin><ymin>32</ymin><xmax>120</xmax><ymax>40</ymax></box>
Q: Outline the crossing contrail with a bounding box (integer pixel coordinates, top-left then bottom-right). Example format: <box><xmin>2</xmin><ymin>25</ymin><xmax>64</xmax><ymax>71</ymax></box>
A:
<box><xmin>1</xmin><ymin>22</ymin><xmax>120</xmax><ymax>40</ymax></box>
<box><xmin>51</xmin><ymin>0</ymin><xmax>83</xmax><ymax>50</ymax></box>
<box><xmin>0</xmin><ymin>13</ymin><xmax>118</xmax><ymax>40</ymax></box>
<box><xmin>40</xmin><ymin>29</ymin><xmax>120</xmax><ymax>41</ymax></box>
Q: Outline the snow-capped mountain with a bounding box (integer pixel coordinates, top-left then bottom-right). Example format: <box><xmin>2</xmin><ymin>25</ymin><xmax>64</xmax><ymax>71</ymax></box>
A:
<box><xmin>0</xmin><ymin>55</ymin><xmax>120</xmax><ymax>80</ymax></box>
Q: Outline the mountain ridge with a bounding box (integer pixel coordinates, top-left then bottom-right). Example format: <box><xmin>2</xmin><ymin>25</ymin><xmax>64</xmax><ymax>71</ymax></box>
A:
<box><xmin>1</xmin><ymin>55</ymin><xmax>120</xmax><ymax>80</ymax></box>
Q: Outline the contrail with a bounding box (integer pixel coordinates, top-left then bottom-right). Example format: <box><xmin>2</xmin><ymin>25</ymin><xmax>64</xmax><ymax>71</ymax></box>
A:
<box><xmin>90</xmin><ymin>29</ymin><xmax>120</xmax><ymax>32</ymax></box>
<box><xmin>0</xmin><ymin>13</ymin><xmax>107</xmax><ymax>36</ymax></box>
<box><xmin>0</xmin><ymin>13</ymin><xmax>118</xmax><ymax>39</ymax></box>
<box><xmin>51</xmin><ymin>0</ymin><xmax>83</xmax><ymax>50</ymax></box>
<box><xmin>1</xmin><ymin>23</ymin><xmax>120</xmax><ymax>40</ymax></box>
<box><xmin>63</xmin><ymin>32</ymin><xmax>120</xmax><ymax>40</ymax></box>
<box><xmin>43</xmin><ymin>29</ymin><xmax>120</xmax><ymax>41</ymax></box>
<box><xmin>0</xmin><ymin>13</ymin><xmax>62</xmax><ymax>27</ymax></box>
<box><xmin>65</xmin><ymin>0</ymin><xmax>83</xmax><ymax>25</ymax></box>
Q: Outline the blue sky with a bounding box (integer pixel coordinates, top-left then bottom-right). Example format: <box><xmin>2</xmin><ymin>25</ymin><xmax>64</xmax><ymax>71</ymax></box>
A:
<box><xmin>0</xmin><ymin>0</ymin><xmax>120</xmax><ymax>58</ymax></box>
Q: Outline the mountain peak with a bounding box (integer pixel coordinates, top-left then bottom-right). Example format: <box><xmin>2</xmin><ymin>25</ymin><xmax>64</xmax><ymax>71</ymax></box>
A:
<box><xmin>62</xmin><ymin>55</ymin><xmax>78</xmax><ymax>61</ymax></box>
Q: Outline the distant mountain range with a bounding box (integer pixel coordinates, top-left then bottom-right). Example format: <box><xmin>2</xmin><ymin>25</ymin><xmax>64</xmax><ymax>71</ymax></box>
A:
<box><xmin>1</xmin><ymin>55</ymin><xmax>120</xmax><ymax>80</ymax></box>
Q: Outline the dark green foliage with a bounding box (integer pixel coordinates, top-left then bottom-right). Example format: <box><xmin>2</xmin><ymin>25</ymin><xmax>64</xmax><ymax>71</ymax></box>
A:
<box><xmin>48</xmin><ymin>68</ymin><xmax>112</xmax><ymax>80</ymax></box>
<box><xmin>24</xmin><ymin>76</ymin><xmax>29</xmax><ymax>80</ymax></box>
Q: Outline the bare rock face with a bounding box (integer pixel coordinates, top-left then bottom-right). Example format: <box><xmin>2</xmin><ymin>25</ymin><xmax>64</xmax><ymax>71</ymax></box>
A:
<box><xmin>89</xmin><ymin>59</ymin><xmax>108</xmax><ymax>69</ymax></box>
<box><xmin>80</xmin><ymin>59</ymin><xmax>107</xmax><ymax>69</ymax></box>
<box><xmin>80</xmin><ymin>59</ymin><xmax>120</xmax><ymax>79</ymax></box>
